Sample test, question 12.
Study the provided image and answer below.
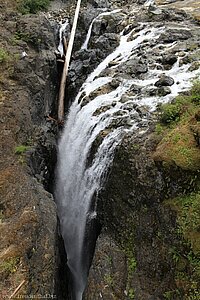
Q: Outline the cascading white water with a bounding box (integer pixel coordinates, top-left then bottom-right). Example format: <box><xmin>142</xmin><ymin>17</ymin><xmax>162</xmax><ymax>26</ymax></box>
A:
<box><xmin>55</xmin><ymin>8</ymin><xmax>200</xmax><ymax>300</ymax></box>
<box><xmin>81</xmin><ymin>9</ymin><xmax>121</xmax><ymax>50</ymax></box>
<box><xmin>57</xmin><ymin>20</ymin><xmax>69</xmax><ymax>57</ymax></box>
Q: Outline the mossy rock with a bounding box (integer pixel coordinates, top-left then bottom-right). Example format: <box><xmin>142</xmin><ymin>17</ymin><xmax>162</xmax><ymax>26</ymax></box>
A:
<box><xmin>153</xmin><ymin>125</ymin><xmax>200</xmax><ymax>171</ymax></box>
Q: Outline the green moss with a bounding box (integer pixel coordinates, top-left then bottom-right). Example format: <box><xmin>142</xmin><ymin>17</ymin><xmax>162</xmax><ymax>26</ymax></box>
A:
<box><xmin>104</xmin><ymin>274</ymin><xmax>114</xmax><ymax>286</ymax></box>
<box><xmin>154</xmin><ymin>126</ymin><xmax>200</xmax><ymax>170</ymax></box>
<box><xmin>127</xmin><ymin>255</ymin><xmax>137</xmax><ymax>273</ymax></box>
<box><xmin>117</xmin><ymin>214</ymin><xmax>136</xmax><ymax>299</ymax></box>
<box><xmin>165</xmin><ymin>192</ymin><xmax>200</xmax><ymax>298</ymax></box>
<box><xmin>155</xmin><ymin>123</ymin><xmax>165</xmax><ymax>135</ymax></box>
<box><xmin>128</xmin><ymin>288</ymin><xmax>135</xmax><ymax>299</ymax></box>
<box><xmin>12</xmin><ymin>31</ymin><xmax>41</xmax><ymax>47</ymax></box>
<box><xmin>14</xmin><ymin>31</ymin><xmax>34</xmax><ymax>43</ymax></box>
<box><xmin>190</xmin><ymin>80</ymin><xmax>200</xmax><ymax>104</ymax></box>
<box><xmin>0</xmin><ymin>257</ymin><xmax>20</xmax><ymax>275</ymax></box>
<box><xmin>163</xmin><ymin>290</ymin><xmax>181</xmax><ymax>300</ymax></box>
<box><xmin>154</xmin><ymin>81</ymin><xmax>200</xmax><ymax>171</ymax></box>
<box><xmin>170</xmin><ymin>193</ymin><xmax>200</xmax><ymax>253</ymax></box>
<box><xmin>0</xmin><ymin>48</ymin><xmax>10</xmax><ymax>63</ymax></box>
<box><xmin>159</xmin><ymin>80</ymin><xmax>200</xmax><ymax>126</ymax></box>
<box><xmin>160</xmin><ymin>101</ymin><xmax>182</xmax><ymax>125</ymax></box>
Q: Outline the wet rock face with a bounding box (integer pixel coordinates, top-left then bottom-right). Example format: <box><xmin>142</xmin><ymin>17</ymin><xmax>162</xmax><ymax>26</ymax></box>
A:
<box><xmin>68</xmin><ymin>8</ymin><xmax>124</xmax><ymax>100</ymax></box>
<box><xmin>77</xmin><ymin>0</ymin><xmax>200</xmax><ymax>299</ymax></box>
<box><xmin>0</xmin><ymin>8</ymin><xmax>58</xmax><ymax>298</ymax></box>
<box><xmin>159</xmin><ymin>28</ymin><xmax>192</xmax><ymax>43</ymax></box>
<box><xmin>155</xmin><ymin>75</ymin><xmax>175</xmax><ymax>87</ymax></box>
<box><xmin>13</xmin><ymin>15</ymin><xmax>58</xmax><ymax>124</ymax></box>
<box><xmin>89</xmin><ymin>130</ymin><xmax>200</xmax><ymax>299</ymax></box>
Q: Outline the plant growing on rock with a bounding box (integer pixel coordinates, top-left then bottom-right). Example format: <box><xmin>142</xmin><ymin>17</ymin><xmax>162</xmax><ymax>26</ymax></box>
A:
<box><xmin>15</xmin><ymin>145</ymin><xmax>30</xmax><ymax>154</ymax></box>
<box><xmin>160</xmin><ymin>80</ymin><xmax>200</xmax><ymax>125</ymax></box>
<box><xmin>18</xmin><ymin>0</ymin><xmax>52</xmax><ymax>14</ymax></box>
<box><xmin>128</xmin><ymin>288</ymin><xmax>135</xmax><ymax>299</ymax></box>
<box><xmin>15</xmin><ymin>145</ymin><xmax>30</xmax><ymax>164</ymax></box>
<box><xmin>190</xmin><ymin>80</ymin><xmax>200</xmax><ymax>104</ymax></box>
<box><xmin>0</xmin><ymin>257</ymin><xmax>20</xmax><ymax>276</ymax></box>
<box><xmin>164</xmin><ymin>192</ymin><xmax>200</xmax><ymax>299</ymax></box>
<box><xmin>0</xmin><ymin>48</ymin><xmax>10</xmax><ymax>64</ymax></box>
<box><xmin>154</xmin><ymin>81</ymin><xmax>200</xmax><ymax>170</ymax></box>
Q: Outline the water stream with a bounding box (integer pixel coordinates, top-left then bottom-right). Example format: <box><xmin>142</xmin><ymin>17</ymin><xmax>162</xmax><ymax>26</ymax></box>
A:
<box><xmin>55</xmin><ymin>4</ymin><xmax>200</xmax><ymax>299</ymax></box>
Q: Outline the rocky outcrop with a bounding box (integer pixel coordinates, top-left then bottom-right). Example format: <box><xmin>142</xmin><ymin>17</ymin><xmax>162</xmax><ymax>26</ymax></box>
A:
<box><xmin>78</xmin><ymin>1</ymin><xmax>200</xmax><ymax>299</ymax></box>
<box><xmin>86</xmin><ymin>127</ymin><xmax>199</xmax><ymax>299</ymax></box>
<box><xmin>0</xmin><ymin>2</ymin><xmax>60</xmax><ymax>298</ymax></box>
<box><xmin>1</xmin><ymin>0</ymin><xmax>200</xmax><ymax>299</ymax></box>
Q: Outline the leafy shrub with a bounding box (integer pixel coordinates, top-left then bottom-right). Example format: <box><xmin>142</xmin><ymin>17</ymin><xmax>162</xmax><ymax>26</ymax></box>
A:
<box><xmin>18</xmin><ymin>0</ymin><xmax>52</xmax><ymax>14</ymax></box>
<box><xmin>160</xmin><ymin>81</ymin><xmax>200</xmax><ymax>125</ymax></box>
<box><xmin>190</xmin><ymin>80</ymin><xmax>200</xmax><ymax>103</ymax></box>
<box><xmin>160</xmin><ymin>102</ymin><xmax>181</xmax><ymax>124</ymax></box>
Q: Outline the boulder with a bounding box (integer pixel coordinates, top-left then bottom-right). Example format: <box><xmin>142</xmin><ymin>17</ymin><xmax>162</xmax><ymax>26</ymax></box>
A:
<box><xmin>159</xmin><ymin>28</ymin><xmax>192</xmax><ymax>43</ymax></box>
<box><xmin>157</xmin><ymin>86</ymin><xmax>171</xmax><ymax>96</ymax></box>
<box><xmin>155</xmin><ymin>75</ymin><xmax>174</xmax><ymax>87</ymax></box>
<box><xmin>162</xmin><ymin>54</ymin><xmax>177</xmax><ymax>66</ymax></box>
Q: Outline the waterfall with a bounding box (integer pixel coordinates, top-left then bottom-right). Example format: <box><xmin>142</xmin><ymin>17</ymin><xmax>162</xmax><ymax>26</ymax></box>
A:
<box><xmin>55</xmin><ymin>9</ymin><xmax>200</xmax><ymax>299</ymax></box>
<box><xmin>81</xmin><ymin>9</ymin><xmax>121</xmax><ymax>50</ymax></box>
<box><xmin>57</xmin><ymin>20</ymin><xmax>69</xmax><ymax>57</ymax></box>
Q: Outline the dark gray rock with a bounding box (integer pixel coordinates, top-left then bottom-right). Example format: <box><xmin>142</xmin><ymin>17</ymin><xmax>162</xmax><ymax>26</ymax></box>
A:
<box><xmin>157</xmin><ymin>86</ymin><xmax>171</xmax><ymax>96</ymax></box>
<box><xmin>162</xmin><ymin>54</ymin><xmax>177</xmax><ymax>66</ymax></box>
<box><xmin>88</xmin><ymin>0</ymin><xmax>111</xmax><ymax>8</ymax></box>
<box><xmin>123</xmin><ymin>58</ymin><xmax>148</xmax><ymax>76</ymax></box>
<box><xmin>92</xmin><ymin>33</ymin><xmax>120</xmax><ymax>53</ymax></box>
<box><xmin>155</xmin><ymin>75</ymin><xmax>174</xmax><ymax>87</ymax></box>
<box><xmin>159</xmin><ymin>28</ymin><xmax>192</xmax><ymax>43</ymax></box>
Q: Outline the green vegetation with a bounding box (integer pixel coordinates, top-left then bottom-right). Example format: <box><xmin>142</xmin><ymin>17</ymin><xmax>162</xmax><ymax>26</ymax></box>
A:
<box><xmin>163</xmin><ymin>290</ymin><xmax>181</xmax><ymax>300</ymax></box>
<box><xmin>104</xmin><ymin>274</ymin><xmax>114</xmax><ymax>286</ymax></box>
<box><xmin>159</xmin><ymin>80</ymin><xmax>200</xmax><ymax>125</ymax></box>
<box><xmin>0</xmin><ymin>48</ymin><xmax>10</xmax><ymax>63</ymax></box>
<box><xmin>18</xmin><ymin>0</ymin><xmax>52</xmax><ymax>14</ymax></box>
<box><xmin>128</xmin><ymin>288</ymin><xmax>135</xmax><ymax>299</ymax></box>
<box><xmin>170</xmin><ymin>193</ymin><xmax>200</xmax><ymax>254</ymax></box>
<box><xmin>14</xmin><ymin>31</ymin><xmax>33</xmax><ymax>43</ymax></box>
<box><xmin>155</xmin><ymin>82</ymin><xmax>200</xmax><ymax>298</ymax></box>
<box><xmin>127</xmin><ymin>255</ymin><xmax>137</xmax><ymax>273</ymax></box>
<box><xmin>13</xmin><ymin>30</ymin><xmax>43</xmax><ymax>50</ymax></box>
<box><xmin>15</xmin><ymin>145</ymin><xmax>30</xmax><ymax>154</ymax></box>
<box><xmin>0</xmin><ymin>257</ymin><xmax>20</xmax><ymax>275</ymax></box>
<box><xmin>155</xmin><ymin>123</ymin><xmax>164</xmax><ymax>135</ymax></box>
<box><xmin>0</xmin><ymin>210</ymin><xmax>3</xmax><ymax>223</ymax></box>
<box><xmin>164</xmin><ymin>192</ymin><xmax>200</xmax><ymax>299</ymax></box>
<box><xmin>153</xmin><ymin>81</ymin><xmax>200</xmax><ymax>170</ymax></box>
<box><xmin>163</xmin><ymin>290</ymin><xmax>174</xmax><ymax>300</ymax></box>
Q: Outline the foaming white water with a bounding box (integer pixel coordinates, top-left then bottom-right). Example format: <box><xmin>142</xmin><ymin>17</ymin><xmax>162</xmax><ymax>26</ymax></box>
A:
<box><xmin>144</xmin><ymin>0</ymin><xmax>155</xmax><ymax>7</ymax></box>
<box><xmin>84</xmin><ymin>25</ymin><xmax>165</xmax><ymax>86</ymax></box>
<box><xmin>56</xmin><ymin>17</ymin><xmax>200</xmax><ymax>300</ymax></box>
<box><xmin>58</xmin><ymin>20</ymin><xmax>69</xmax><ymax>57</ymax></box>
<box><xmin>127</xmin><ymin>59</ymin><xmax>200</xmax><ymax>110</ymax></box>
<box><xmin>81</xmin><ymin>9</ymin><xmax>121</xmax><ymax>50</ymax></box>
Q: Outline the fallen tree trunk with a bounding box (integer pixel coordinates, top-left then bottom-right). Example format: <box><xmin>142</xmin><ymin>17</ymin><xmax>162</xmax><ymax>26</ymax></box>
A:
<box><xmin>58</xmin><ymin>0</ymin><xmax>82</xmax><ymax>123</ymax></box>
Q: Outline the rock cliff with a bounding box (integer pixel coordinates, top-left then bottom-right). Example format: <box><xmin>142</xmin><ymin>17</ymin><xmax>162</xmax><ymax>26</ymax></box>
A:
<box><xmin>0</xmin><ymin>0</ymin><xmax>59</xmax><ymax>297</ymax></box>
<box><xmin>79</xmin><ymin>1</ymin><xmax>200</xmax><ymax>299</ymax></box>
<box><xmin>0</xmin><ymin>0</ymin><xmax>200</xmax><ymax>299</ymax></box>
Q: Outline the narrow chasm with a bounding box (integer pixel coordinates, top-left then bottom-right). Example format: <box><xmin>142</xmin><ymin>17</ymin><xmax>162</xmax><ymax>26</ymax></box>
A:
<box><xmin>54</xmin><ymin>0</ymin><xmax>200</xmax><ymax>299</ymax></box>
<box><xmin>1</xmin><ymin>0</ymin><xmax>200</xmax><ymax>299</ymax></box>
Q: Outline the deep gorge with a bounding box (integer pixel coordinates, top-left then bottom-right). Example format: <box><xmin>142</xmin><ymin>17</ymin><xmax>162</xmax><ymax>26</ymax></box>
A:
<box><xmin>0</xmin><ymin>0</ymin><xmax>200</xmax><ymax>299</ymax></box>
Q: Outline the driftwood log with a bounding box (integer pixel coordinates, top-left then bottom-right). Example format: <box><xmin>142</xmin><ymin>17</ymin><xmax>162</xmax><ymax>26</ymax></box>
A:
<box><xmin>58</xmin><ymin>0</ymin><xmax>82</xmax><ymax>123</ymax></box>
